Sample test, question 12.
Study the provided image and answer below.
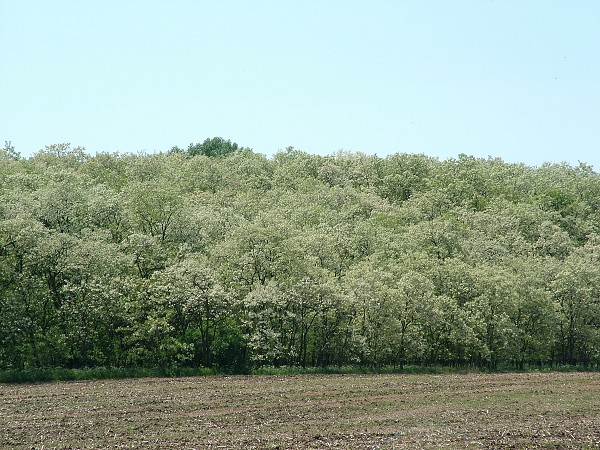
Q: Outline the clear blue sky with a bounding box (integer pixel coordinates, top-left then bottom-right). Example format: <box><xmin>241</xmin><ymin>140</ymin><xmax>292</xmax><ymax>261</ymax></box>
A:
<box><xmin>1</xmin><ymin>0</ymin><xmax>599</xmax><ymax>169</ymax></box>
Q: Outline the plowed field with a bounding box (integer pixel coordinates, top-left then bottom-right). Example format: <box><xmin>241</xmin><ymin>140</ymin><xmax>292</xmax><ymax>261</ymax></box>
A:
<box><xmin>2</xmin><ymin>372</ymin><xmax>599</xmax><ymax>449</ymax></box>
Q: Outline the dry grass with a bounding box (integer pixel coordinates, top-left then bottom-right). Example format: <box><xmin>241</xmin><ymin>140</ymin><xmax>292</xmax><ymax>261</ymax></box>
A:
<box><xmin>1</xmin><ymin>372</ymin><xmax>599</xmax><ymax>449</ymax></box>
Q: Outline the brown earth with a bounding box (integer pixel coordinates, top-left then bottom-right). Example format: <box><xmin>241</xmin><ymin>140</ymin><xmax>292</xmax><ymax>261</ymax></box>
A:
<box><xmin>1</xmin><ymin>372</ymin><xmax>599</xmax><ymax>449</ymax></box>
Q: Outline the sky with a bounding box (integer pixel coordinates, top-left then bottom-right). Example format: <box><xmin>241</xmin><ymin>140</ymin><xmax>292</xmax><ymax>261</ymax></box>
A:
<box><xmin>1</xmin><ymin>0</ymin><xmax>599</xmax><ymax>169</ymax></box>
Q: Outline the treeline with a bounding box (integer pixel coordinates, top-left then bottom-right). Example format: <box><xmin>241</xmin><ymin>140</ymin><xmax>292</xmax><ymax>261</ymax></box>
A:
<box><xmin>1</xmin><ymin>140</ymin><xmax>599</xmax><ymax>372</ymax></box>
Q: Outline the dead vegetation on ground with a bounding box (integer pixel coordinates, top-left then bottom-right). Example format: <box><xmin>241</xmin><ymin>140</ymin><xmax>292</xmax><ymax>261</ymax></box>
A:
<box><xmin>1</xmin><ymin>372</ymin><xmax>599</xmax><ymax>449</ymax></box>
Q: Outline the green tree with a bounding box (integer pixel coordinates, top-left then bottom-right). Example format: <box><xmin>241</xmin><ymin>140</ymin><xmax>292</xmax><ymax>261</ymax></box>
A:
<box><xmin>149</xmin><ymin>258</ymin><xmax>232</xmax><ymax>367</ymax></box>
<box><xmin>552</xmin><ymin>236</ymin><xmax>600</xmax><ymax>366</ymax></box>
<box><xmin>1</xmin><ymin>141</ymin><xmax>20</xmax><ymax>161</ymax></box>
<box><xmin>187</xmin><ymin>137</ymin><xmax>243</xmax><ymax>157</ymax></box>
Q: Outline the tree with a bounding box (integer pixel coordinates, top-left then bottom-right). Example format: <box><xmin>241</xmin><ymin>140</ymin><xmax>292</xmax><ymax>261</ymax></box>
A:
<box><xmin>238</xmin><ymin>281</ymin><xmax>288</xmax><ymax>366</ymax></box>
<box><xmin>467</xmin><ymin>266</ymin><xmax>521</xmax><ymax>369</ymax></box>
<box><xmin>54</xmin><ymin>233</ymin><xmax>129</xmax><ymax>367</ymax></box>
<box><xmin>125</xmin><ymin>180</ymin><xmax>183</xmax><ymax>243</ymax></box>
<box><xmin>1</xmin><ymin>141</ymin><xmax>20</xmax><ymax>161</ymax></box>
<box><xmin>187</xmin><ymin>137</ymin><xmax>244</xmax><ymax>157</ymax></box>
<box><xmin>344</xmin><ymin>266</ymin><xmax>384</xmax><ymax>366</ymax></box>
<box><xmin>121</xmin><ymin>234</ymin><xmax>166</xmax><ymax>279</ymax></box>
<box><xmin>551</xmin><ymin>236</ymin><xmax>600</xmax><ymax>366</ymax></box>
<box><xmin>146</xmin><ymin>258</ymin><xmax>233</xmax><ymax>367</ymax></box>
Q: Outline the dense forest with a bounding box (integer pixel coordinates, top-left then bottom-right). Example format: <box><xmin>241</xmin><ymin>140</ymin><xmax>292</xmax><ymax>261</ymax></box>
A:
<box><xmin>1</xmin><ymin>139</ymin><xmax>599</xmax><ymax>372</ymax></box>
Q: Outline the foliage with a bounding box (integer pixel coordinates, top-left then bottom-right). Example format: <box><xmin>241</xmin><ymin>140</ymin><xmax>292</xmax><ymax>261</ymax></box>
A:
<box><xmin>185</xmin><ymin>137</ymin><xmax>244</xmax><ymax>157</ymax></box>
<box><xmin>1</xmin><ymin>142</ymin><xmax>599</xmax><ymax>371</ymax></box>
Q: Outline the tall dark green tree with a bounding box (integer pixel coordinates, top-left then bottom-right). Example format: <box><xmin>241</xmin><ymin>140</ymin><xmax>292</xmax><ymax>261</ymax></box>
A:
<box><xmin>187</xmin><ymin>137</ymin><xmax>243</xmax><ymax>157</ymax></box>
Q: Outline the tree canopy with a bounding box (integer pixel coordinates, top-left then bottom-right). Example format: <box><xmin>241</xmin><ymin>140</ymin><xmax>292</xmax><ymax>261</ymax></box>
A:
<box><xmin>176</xmin><ymin>137</ymin><xmax>245</xmax><ymax>158</ymax></box>
<box><xmin>0</xmin><ymin>143</ymin><xmax>598</xmax><ymax>371</ymax></box>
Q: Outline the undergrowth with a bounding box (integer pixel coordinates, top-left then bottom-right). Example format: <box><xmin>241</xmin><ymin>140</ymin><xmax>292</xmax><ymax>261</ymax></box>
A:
<box><xmin>1</xmin><ymin>363</ymin><xmax>596</xmax><ymax>384</ymax></box>
<box><xmin>0</xmin><ymin>367</ymin><xmax>217</xmax><ymax>384</ymax></box>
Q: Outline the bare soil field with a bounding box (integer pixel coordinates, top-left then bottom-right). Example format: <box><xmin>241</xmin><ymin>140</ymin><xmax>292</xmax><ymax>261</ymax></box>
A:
<box><xmin>1</xmin><ymin>371</ymin><xmax>599</xmax><ymax>449</ymax></box>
